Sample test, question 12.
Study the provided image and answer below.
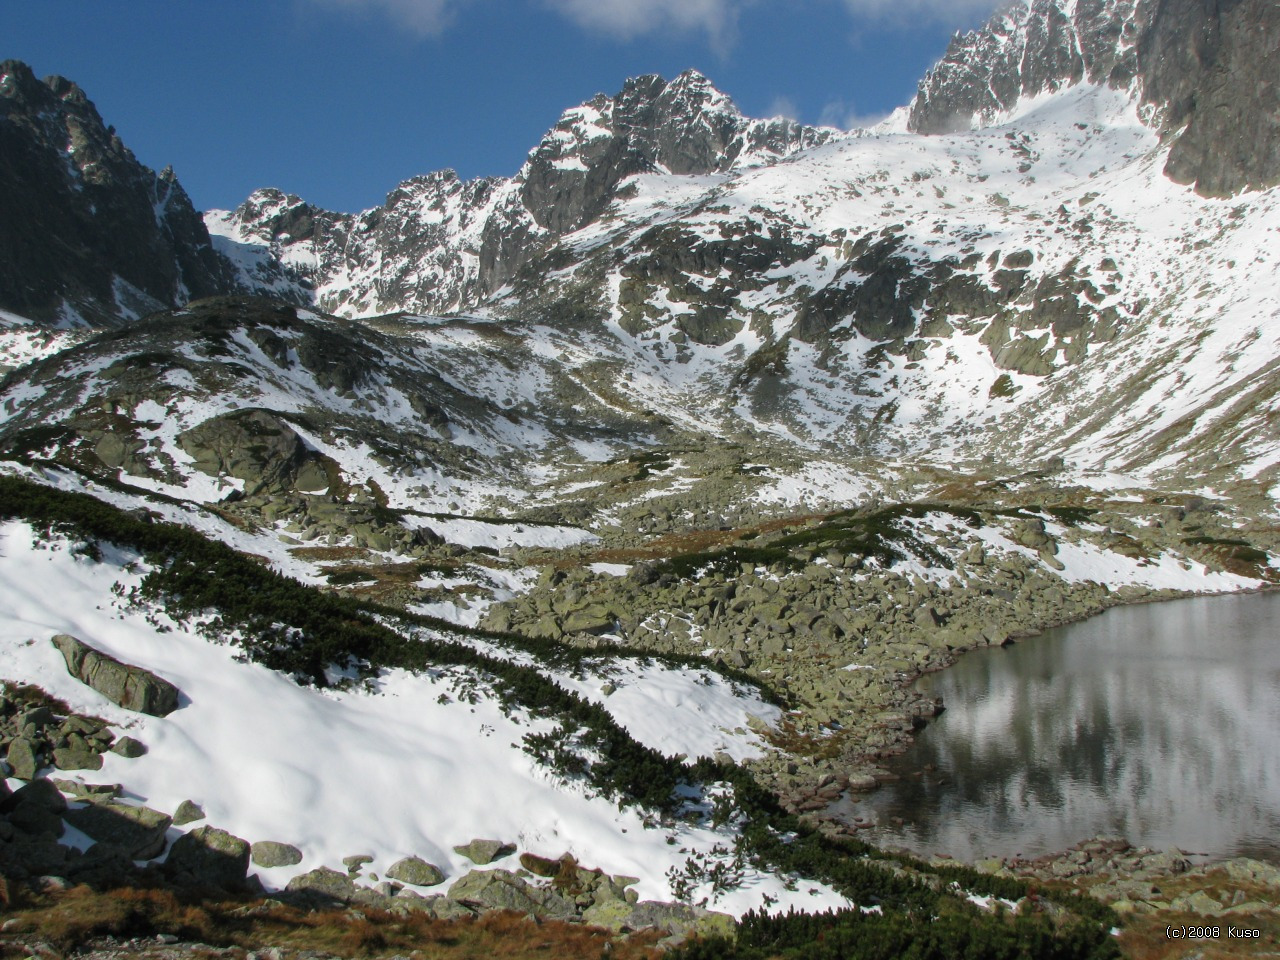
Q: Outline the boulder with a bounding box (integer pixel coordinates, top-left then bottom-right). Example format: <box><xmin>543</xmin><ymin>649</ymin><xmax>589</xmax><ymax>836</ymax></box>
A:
<box><xmin>6</xmin><ymin>736</ymin><xmax>41</xmax><ymax>780</ymax></box>
<box><xmin>446</xmin><ymin>868</ymin><xmax>576</xmax><ymax>921</ymax></box>
<box><xmin>64</xmin><ymin>801</ymin><xmax>171</xmax><ymax>860</ymax></box>
<box><xmin>165</xmin><ymin>825</ymin><xmax>251</xmax><ymax>890</ymax></box>
<box><xmin>172</xmin><ymin>799</ymin><xmax>205</xmax><ymax>825</ymax></box>
<box><xmin>51</xmin><ymin>634</ymin><xmax>180</xmax><ymax>716</ymax></box>
<box><xmin>251</xmin><ymin>841</ymin><xmax>303</xmax><ymax>868</ymax></box>
<box><xmin>285</xmin><ymin>866</ymin><xmax>359</xmax><ymax>904</ymax></box>
<box><xmin>386</xmin><ymin>856</ymin><xmax>445</xmax><ymax>887</ymax></box>
<box><xmin>2</xmin><ymin>779</ymin><xmax>67</xmax><ymax>840</ymax></box>
<box><xmin>453</xmin><ymin>839</ymin><xmax>516</xmax><ymax>865</ymax></box>
<box><xmin>53</xmin><ymin>743</ymin><xmax>103</xmax><ymax>771</ymax></box>
<box><xmin>110</xmin><ymin>736</ymin><xmax>148</xmax><ymax>758</ymax></box>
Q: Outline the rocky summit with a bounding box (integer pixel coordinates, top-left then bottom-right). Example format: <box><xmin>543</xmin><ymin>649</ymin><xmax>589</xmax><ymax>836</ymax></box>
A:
<box><xmin>0</xmin><ymin>0</ymin><xmax>1278</xmax><ymax>956</ymax></box>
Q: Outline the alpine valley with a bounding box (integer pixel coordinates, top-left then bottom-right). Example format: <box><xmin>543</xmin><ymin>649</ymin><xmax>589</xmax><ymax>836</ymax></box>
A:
<box><xmin>1</xmin><ymin>0</ymin><xmax>1278</xmax><ymax>957</ymax></box>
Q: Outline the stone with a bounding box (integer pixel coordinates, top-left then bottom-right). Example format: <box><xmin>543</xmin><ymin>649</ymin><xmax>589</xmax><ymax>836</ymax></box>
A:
<box><xmin>519</xmin><ymin>852</ymin><xmax>562</xmax><ymax>877</ymax></box>
<box><xmin>285</xmin><ymin>866</ymin><xmax>359</xmax><ymax>904</ymax></box>
<box><xmin>447</xmin><ymin>869</ymin><xmax>576</xmax><ymax>920</ymax></box>
<box><xmin>110</xmin><ymin>736</ymin><xmax>148</xmax><ymax>758</ymax></box>
<box><xmin>343</xmin><ymin>853</ymin><xmax>374</xmax><ymax>873</ymax></box>
<box><xmin>452</xmin><ymin>839</ymin><xmax>517</xmax><ymax>865</ymax></box>
<box><xmin>2</xmin><ymin>779</ymin><xmax>67</xmax><ymax>840</ymax></box>
<box><xmin>251</xmin><ymin>841</ymin><xmax>303</xmax><ymax>868</ymax></box>
<box><xmin>64</xmin><ymin>801</ymin><xmax>172</xmax><ymax>860</ymax></box>
<box><xmin>172</xmin><ymin>800</ymin><xmax>205</xmax><ymax>825</ymax></box>
<box><xmin>6</xmin><ymin>736</ymin><xmax>40</xmax><ymax>780</ymax></box>
<box><xmin>385</xmin><ymin>856</ymin><xmax>445</xmax><ymax>887</ymax></box>
<box><xmin>53</xmin><ymin>744</ymin><xmax>103</xmax><ymax>771</ymax></box>
<box><xmin>51</xmin><ymin>634</ymin><xmax>181</xmax><ymax>717</ymax></box>
<box><xmin>165</xmin><ymin>825</ymin><xmax>251</xmax><ymax>890</ymax></box>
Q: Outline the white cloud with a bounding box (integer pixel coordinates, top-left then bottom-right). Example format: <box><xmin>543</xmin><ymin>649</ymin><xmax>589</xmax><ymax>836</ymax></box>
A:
<box><xmin>543</xmin><ymin>0</ymin><xmax>746</xmax><ymax>51</ymax></box>
<box><xmin>840</xmin><ymin>0</ymin><xmax>1002</xmax><ymax>28</ymax></box>
<box><xmin>819</xmin><ymin>97</ymin><xmax>888</xmax><ymax>130</ymax></box>
<box><xmin>307</xmin><ymin>0</ymin><xmax>459</xmax><ymax>36</ymax></box>
<box><xmin>767</xmin><ymin>95</ymin><xmax>799</xmax><ymax>120</ymax></box>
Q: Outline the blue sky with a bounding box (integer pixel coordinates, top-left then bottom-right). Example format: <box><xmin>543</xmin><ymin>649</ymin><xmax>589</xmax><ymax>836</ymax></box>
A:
<box><xmin>4</xmin><ymin>0</ymin><xmax>1000</xmax><ymax>214</ymax></box>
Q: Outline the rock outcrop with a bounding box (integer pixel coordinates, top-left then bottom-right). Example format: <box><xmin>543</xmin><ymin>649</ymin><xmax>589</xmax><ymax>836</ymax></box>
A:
<box><xmin>907</xmin><ymin>0</ymin><xmax>1280</xmax><ymax>197</ymax></box>
<box><xmin>51</xmin><ymin>634</ymin><xmax>181</xmax><ymax>716</ymax></box>
<box><xmin>0</xmin><ymin>60</ymin><xmax>235</xmax><ymax>326</ymax></box>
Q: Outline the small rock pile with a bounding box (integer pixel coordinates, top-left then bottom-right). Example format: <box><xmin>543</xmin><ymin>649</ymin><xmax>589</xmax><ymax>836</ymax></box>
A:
<box><xmin>0</xmin><ymin>689</ymin><xmax>140</xmax><ymax>781</ymax></box>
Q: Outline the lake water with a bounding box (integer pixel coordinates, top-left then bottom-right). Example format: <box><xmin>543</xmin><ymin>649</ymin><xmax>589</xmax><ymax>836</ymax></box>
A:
<box><xmin>834</xmin><ymin>591</ymin><xmax>1280</xmax><ymax>864</ymax></box>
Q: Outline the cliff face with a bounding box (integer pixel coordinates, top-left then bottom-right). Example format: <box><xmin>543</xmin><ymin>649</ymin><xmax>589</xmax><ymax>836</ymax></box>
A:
<box><xmin>907</xmin><ymin>0</ymin><xmax>1280</xmax><ymax>197</ymax></box>
<box><xmin>0</xmin><ymin>61</ymin><xmax>235</xmax><ymax>326</ymax></box>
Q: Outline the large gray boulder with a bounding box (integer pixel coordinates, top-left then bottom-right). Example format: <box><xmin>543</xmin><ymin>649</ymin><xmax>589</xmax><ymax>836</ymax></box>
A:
<box><xmin>446</xmin><ymin>868</ymin><xmax>576</xmax><ymax>920</ymax></box>
<box><xmin>285</xmin><ymin>866</ymin><xmax>359</xmax><ymax>904</ymax></box>
<box><xmin>51</xmin><ymin>634</ymin><xmax>180</xmax><ymax>716</ymax></box>
<box><xmin>1</xmin><ymin>779</ymin><xmax>67</xmax><ymax>841</ymax></box>
<box><xmin>385</xmin><ymin>856</ymin><xmax>445</xmax><ymax>887</ymax></box>
<box><xmin>165</xmin><ymin>825</ymin><xmax>251</xmax><ymax>890</ymax></box>
<box><xmin>64</xmin><ymin>800</ymin><xmax>171</xmax><ymax>860</ymax></box>
<box><xmin>6</xmin><ymin>736</ymin><xmax>40</xmax><ymax>780</ymax></box>
<box><xmin>251</xmin><ymin>840</ymin><xmax>303</xmax><ymax>868</ymax></box>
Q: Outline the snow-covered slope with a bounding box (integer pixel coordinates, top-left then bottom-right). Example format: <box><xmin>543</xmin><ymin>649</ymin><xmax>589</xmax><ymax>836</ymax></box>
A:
<box><xmin>0</xmin><ymin>512</ymin><xmax>845</xmax><ymax>912</ymax></box>
<box><xmin>206</xmin><ymin>70</ymin><xmax>837</xmax><ymax>319</ymax></box>
<box><xmin>192</xmin><ymin>7</ymin><xmax>1280</xmax><ymax>493</ymax></box>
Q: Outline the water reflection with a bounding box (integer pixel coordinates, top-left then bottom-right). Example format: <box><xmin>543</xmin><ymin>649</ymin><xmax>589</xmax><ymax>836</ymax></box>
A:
<box><xmin>838</xmin><ymin>592</ymin><xmax>1280</xmax><ymax>863</ymax></box>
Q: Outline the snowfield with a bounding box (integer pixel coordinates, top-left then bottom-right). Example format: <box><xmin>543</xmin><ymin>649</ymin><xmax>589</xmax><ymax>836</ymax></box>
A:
<box><xmin>0</xmin><ymin>519</ymin><xmax>846</xmax><ymax>914</ymax></box>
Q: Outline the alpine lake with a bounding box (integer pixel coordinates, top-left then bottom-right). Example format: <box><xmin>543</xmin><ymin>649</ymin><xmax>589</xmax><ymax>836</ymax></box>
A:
<box><xmin>834</xmin><ymin>590</ymin><xmax>1280</xmax><ymax>865</ymax></box>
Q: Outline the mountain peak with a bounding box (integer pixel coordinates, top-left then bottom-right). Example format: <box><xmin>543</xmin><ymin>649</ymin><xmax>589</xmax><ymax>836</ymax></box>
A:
<box><xmin>0</xmin><ymin>59</ymin><xmax>234</xmax><ymax>326</ymax></box>
<box><xmin>906</xmin><ymin>0</ymin><xmax>1280</xmax><ymax>196</ymax></box>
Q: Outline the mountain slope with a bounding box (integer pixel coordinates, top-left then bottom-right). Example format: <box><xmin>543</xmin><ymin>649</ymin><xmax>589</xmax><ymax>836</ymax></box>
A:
<box><xmin>906</xmin><ymin>0</ymin><xmax>1280</xmax><ymax>197</ymax></box>
<box><xmin>0</xmin><ymin>61</ymin><xmax>235</xmax><ymax>327</ymax></box>
<box><xmin>206</xmin><ymin>70</ymin><xmax>836</xmax><ymax>319</ymax></box>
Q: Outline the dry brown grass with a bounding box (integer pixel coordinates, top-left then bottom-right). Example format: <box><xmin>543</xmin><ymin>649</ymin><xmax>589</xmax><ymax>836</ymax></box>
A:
<box><xmin>0</xmin><ymin>885</ymin><xmax>665</xmax><ymax>960</ymax></box>
<box><xmin>544</xmin><ymin>512</ymin><xmax>832</xmax><ymax>571</ymax></box>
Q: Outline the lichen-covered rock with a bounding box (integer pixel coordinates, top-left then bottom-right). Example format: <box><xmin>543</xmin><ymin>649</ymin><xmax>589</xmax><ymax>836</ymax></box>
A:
<box><xmin>110</xmin><ymin>736</ymin><xmax>148</xmax><ymax>758</ymax></box>
<box><xmin>6</xmin><ymin>736</ymin><xmax>40</xmax><ymax>780</ymax></box>
<box><xmin>64</xmin><ymin>800</ymin><xmax>171</xmax><ymax>860</ymax></box>
<box><xmin>453</xmin><ymin>838</ymin><xmax>516</xmax><ymax>865</ymax></box>
<box><xmin>385</xmin><ymin>855</ymin><xmax>445</xmax><ymax>887</ymax></box>
<box><xmin>172</xmin><ymin>799</ymin><xmax>205</xmax><ymax>825</ymax></box>
<box><xmin>51</xmin><ymin>634</ymin><xmax>180</xmax><ymax>716</ymax></box>
<box><xmin>447</xmin><ymin>868</ymin><xmax>576</xmax><ymax>920</ymax></box>
<box><xmin>165</xmin><ymin>825</ymin><xmax>251</xmax><ymax>890</ymax></box>
<box><xmin>285</xmin><ymin>866</ymin><xmax>359</xmax><ymax>904</ymax></box>
<box><xmin>251</xmin><ymin>840</ymin><xmax>303</xmax><ymax>868</ymax></box>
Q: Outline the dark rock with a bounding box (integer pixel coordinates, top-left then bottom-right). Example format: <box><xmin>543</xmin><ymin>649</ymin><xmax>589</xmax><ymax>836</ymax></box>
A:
<box><xmin>64</xmin><ymin>801</ymin><xmax>171</xmax><ymax>860</ymax></box>
<box><xmin>165</xmin><ymin>825</ymin><xmax>251</xmax><ymax>890</ymax></box>
<box><xmin>0</xmin><ymin>59</ymin><xmax>236</xmax><ymax>326</ymax></box>
<box><xmin>51</xmin><ymin>634</ymin><xmax>180</xmax><ymax>717</ymax></box>
<box><xmin>285</xmin><ymin>866</ymin><xmax>359</xmax><ymax>904</ymax></box>
<box><xmin>109</xmin><ymin>736</ymin><xmax>147</xmax><ymax>758</ymax></box>
<box><xmin>2</xmin><ymin>779</ymin><xmax>66</xmax><ymax>840</ymax></box>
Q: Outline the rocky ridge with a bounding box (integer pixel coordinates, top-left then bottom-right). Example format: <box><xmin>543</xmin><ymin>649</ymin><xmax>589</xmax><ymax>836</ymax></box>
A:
<box><xmin>906</xmin><ymin>0</ymin><xmax>1280</xmax><ymax>197</ymax></box>
<box><xmin>207</xmin><ymin>70</ymin><xmax>836</xmax><ymax>319</ymax></box>
<box><xmin>0</xmin><ymin>61</ymin><xmax>234</xmax><ymax>327</ymax></box>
